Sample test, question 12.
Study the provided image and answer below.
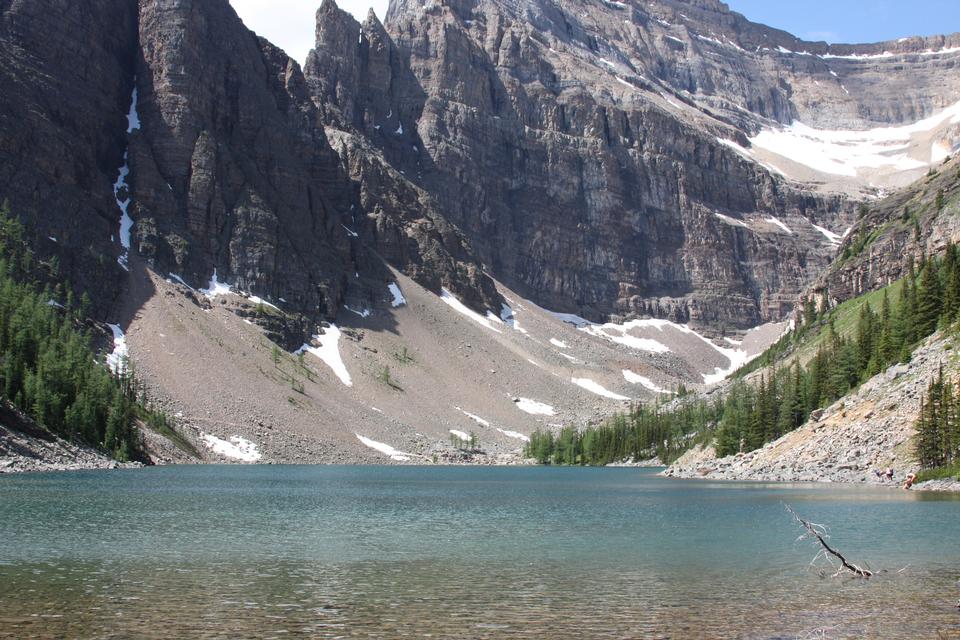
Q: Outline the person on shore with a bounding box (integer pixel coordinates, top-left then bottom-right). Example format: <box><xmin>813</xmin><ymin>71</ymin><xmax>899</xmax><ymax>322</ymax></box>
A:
<box><xmin>885</xmin><ymin>467</ymin><xmax>894</xmax><ymax>481</ymax></box>
<box><xmin>902</xmin><ymin>473</ymin><xmax>917</xmax><ymax>490</ymax></box>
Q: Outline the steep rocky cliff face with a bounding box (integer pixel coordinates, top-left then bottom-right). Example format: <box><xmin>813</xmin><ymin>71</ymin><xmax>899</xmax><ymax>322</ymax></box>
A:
<box><xmin>1</xmin><ymin>0</ymin><xmax>958</xmax><ymax>337</ymax></box>
<box><xmin>128</xmin><ymin>0</ymin><xmax>501</xmax><ymax>321</ymax></box>
<box><xmin>0</xmin><ymin>0</ymin><xmax>137</xmax><ymax>315</ymax></box>
<box><xmin>304</xmin><ymin>0</ymin><xmax>869</xmax><ymax>330</ymax></box>
<box><xmin>130</xmin><ymin>0</ymin><xmax>357</xmax><ymax>317</ymax></box>
<box><xmin>810</xmin><ymin>156</ymin><xmax>960</xmax><ymax>309</ymax></box>
<box><xmin>0</xmin><ymin>0</ymin><xmax>500</xmax><ymax>330</ymax></box>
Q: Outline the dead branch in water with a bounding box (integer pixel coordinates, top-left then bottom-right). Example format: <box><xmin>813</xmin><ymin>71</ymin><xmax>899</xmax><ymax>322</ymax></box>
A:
<box><xmin>785</xmin><ymin>504</ymin><xmax>873</xmax><ymax>579</ymax></box>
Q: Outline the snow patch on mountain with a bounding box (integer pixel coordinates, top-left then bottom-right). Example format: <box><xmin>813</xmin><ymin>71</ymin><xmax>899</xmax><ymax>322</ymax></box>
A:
<box><xmin>356</xmin><ymin>434</ymin><xmax>410</xmax><ymax>461</ymax></box>
<box><xmin>201</xmin><ymin>434</ymin><xmax>262</xmax><ymax>462</ymax></box>
<box><xmin>440</xmin><ymin>289</ymin><xmax>503</xmax><ymax>333</ymax></box>
<box><xmin>572</xmin><ymin>378</ymin><xmax>630</xmax><ymax>400</ymax></box>
<box><xmin>296</xmin><ymin>326</ymin><xmax>352</xmax><ymax>387</ymax></box>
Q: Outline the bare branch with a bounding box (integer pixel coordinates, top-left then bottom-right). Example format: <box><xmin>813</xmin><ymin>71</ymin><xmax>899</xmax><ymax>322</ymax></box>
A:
<box><xmin>785</xmin><ymin>504</ymin><xmax>873</xmax><ymax>579</ymax></box>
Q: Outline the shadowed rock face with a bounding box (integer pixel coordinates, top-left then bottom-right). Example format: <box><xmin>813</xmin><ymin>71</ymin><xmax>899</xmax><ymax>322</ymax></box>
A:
<box><xmin>0</xmin><ymin>0</ymin><xmax>501</xmax><ymax>326</ymax></box>
<box><xmin>130</xmin><ymin>0</ymin><xmax>358</xmax><ymax>317</ymax></box>
<box><xmin>0</xmin><ymin>0</ymin><xmax>958</xmax><ymax>334</ymax></box>
<box><xmin>0</xmin><ymin>0</ymin><xmax>138</xmax><ymax>315</ymax></box>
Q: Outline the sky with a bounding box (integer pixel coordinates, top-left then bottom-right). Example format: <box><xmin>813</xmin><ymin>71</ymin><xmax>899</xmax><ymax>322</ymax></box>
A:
<box><xmin>724</xmin><ymin>0</ymin><xmax>960</xmax><ymax>44</ymax></box>
<box><xmin>229</xmin><ymin>1</ymin><xmax>388</xmax><ymax>64</ymax></box>
<box><xmin>229</xmin><ymin>0</ymin><xmax>960</xmax><ymax>64</ymax></box>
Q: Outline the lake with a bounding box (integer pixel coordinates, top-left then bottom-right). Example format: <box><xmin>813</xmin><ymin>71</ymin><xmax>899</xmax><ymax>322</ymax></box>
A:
<box><xmin>0</xmin><ymin>466</ymin><xmax>958</xmax><ymax>639</ymax></box>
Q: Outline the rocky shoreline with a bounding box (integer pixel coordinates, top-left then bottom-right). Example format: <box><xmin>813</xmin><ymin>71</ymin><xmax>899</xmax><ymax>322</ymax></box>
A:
<box><xmin>0</xmin><ymin>423</ymin><xmax>141</xmax><ymax>474</ymax></box>
<box><xmin>607</xmin><ymin>457</ymin><xmax>665</xmax><ymax>468</ymax></box>
<box><xmin>4</xmin><ymin>437</ymin><xmax>958</xmax><ymax>493</ymax></box>
<box><xmin>662</xmin><ymin>451</ymin><xmax>960</xmax><ymax>492</ymax></box>
<box><xmin>662</xmin><ymin>335</ymin><xmax>960</xmax><ymax>493</ymax></box>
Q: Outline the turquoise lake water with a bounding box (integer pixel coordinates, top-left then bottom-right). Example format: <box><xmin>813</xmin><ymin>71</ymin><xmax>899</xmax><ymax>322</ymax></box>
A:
<box><xmin>0</xmin><ymin>466</ymin><xmax>958</xmax><ymax>639</ymax></box>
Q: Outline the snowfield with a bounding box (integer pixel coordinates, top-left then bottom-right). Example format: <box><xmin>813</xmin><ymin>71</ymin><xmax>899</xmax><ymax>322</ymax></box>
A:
<box><xmin>297</xmin><ymin>325</ymin><xmax>352</xmax><ymax>387</ymax></box>
<box><xmin>514</xmin><ymin>398</ymin><xmax>556</xmax><ymax>416</ymax></box>
<box><xmin>201</xmin><ymin>434</ymin><xmax>262</xmax><ymax>462</ymax></box>
<box><xmin>458</xmin><ymin>408</ymin><xmax>491</xmax><ymax>427</ymax></box>
<box><xmin>356</xmin><ymin>434</ymin><xmax>411</xmax><ymax>462</ymax></box>
<box><xmin>440</xmin><ymin>288</ymin><xmax>502</xmax><ymax>333</ymax></box>
<box><xmin>623</xmin><ymin>370</ymin><xmax>673</xmax><ymax>394</ymax></box>
<box><xmin>582</xmin><ymin>320</ymin><xmax>672</xmax><ymax>354</ymax></box>
<box><xmin>105</xmin><ymin>324</ymin><xmax>128</xmax><ymax>375</ymax></box>
<box><xmin>388</xmin><ymin>283</ymin><xmax>406</xmax><ymax>307</ymax></box>
<box><xmin>571</xmin><ymin>378</ymin><xmax>630</xmax><ymax>400</ymax></box>
<box><xmin>748</xmin><ymin>100</ymin><xmax>960</xmax><ymax>179</ymax></box>
<box><xmin>497</xmin><ymin>428</ymin><xmax>531</xmax><ymax>442</ymax></box>
<box><xmin>550</xmin><ymin>313</ymin><xmax>764</xmax><ymax>385</ymax></box>
<box><xmin>200</xmin><ymin>270</ymin><xmax>233</xmax><ymax>300</ymax></box>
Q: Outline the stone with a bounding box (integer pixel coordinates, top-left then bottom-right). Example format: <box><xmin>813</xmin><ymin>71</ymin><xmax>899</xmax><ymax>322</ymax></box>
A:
<box><xmin>304</xmin><ymin>0</ymin><xmax>958</xmax><ymax>329</ymax></box>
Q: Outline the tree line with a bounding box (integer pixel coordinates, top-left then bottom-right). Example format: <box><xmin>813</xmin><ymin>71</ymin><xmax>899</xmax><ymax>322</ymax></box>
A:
<box><xmin>915</xmin><ymin>367</ymin><xmax>960</xmax><ymax>470</ymax></box>
<box><xmin>716</xmin><ymin>246</ymin><xmax>960</xmax><ymax>456</ymax></box>
<box><xmin>527</xmin><ymin>243</ymin><xmax>960</xmax><ymax>466</ymax></box>
<box><xmin>525</xmin><ymin>399</ymin><xmax>719</xmax><ymax>466</ymax></box>
<box><xmin>0</xmin><ymin>207</ymin><xmax>156</xmax><ymax>462</ymax></box>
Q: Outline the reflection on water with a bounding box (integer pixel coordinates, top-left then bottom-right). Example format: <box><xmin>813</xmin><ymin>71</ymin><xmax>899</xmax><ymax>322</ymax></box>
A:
<box><xmin>0</xmin><ymin>466</ymin><xmax>958</xmax><ymax>639</ymax></box>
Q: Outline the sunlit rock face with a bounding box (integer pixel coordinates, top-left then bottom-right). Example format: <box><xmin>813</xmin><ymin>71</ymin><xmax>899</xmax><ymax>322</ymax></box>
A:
<box><xmin>311</xmin><ymin>0</ymin><xmax>960</xmax><ymax>328</ymax></box>
<box><xmin>2</xmin><ymin>0</ymin><xmax>959</xmax><ymax>332</ymax></box>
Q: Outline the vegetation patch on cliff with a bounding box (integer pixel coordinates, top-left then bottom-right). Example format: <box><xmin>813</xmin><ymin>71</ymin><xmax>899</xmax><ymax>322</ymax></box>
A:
<box><xmin>0</xmin><ymin>207</ymin><xmax>180</xmax><ymax>464</ymax></box>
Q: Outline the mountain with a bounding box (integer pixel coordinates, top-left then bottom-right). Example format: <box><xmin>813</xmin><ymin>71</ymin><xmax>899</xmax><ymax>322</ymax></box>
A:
<box><xmin>811</xmin><ymin>157</ymin><xmax>960</xmax><ymax>307</ymax></box>
<box><xmin>0</xmin><ymin>0</ymin><xmax>501</xmax><ymax>340</ymax></box>
<box><xmin>306</xmin><ymin>0</ymin><xmax>960</xmax><ymax>328</ymax></box>
<box><xmin>1</xmin><ymin>0</ymin><xmax>959</xmax><ymax>465</ymax></box>
<box><xmin>665</xmin><ymin>155</ymin><xmax>960</xmax><ymax>487</ymax></box>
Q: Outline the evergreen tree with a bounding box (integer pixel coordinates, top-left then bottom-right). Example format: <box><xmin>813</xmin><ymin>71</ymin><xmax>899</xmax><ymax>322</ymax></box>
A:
<box><xmin>0</xmin><ymin>208</ymin><xmax>171</xmax><ymax>463</ymax></box>
<box><xmin>877</xmin><ymin>290</ymin><xmax>896</xmax><ymax>364</ymax></box>
<box><xmin>915</xmin><ymin>259</ymin><xmax>943</xmax><ymax>337</ymax></box>
<box><xmin>916</xmin><ymin>372</ymin><xmax>945</xmax><ymax>468</ymax></box>
<box><xmin>942</xmin><ymin>241</ymin><xmax>960</xmax><ymax>323</ymax></box>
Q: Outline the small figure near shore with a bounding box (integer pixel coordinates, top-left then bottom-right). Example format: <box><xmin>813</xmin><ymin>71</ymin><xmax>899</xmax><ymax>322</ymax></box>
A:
<box><xmin>885</xmin><ymin>467</ymin><xmax>895</xmax><ymax>481</ymax></box>
<box><xmin>902</xmin><ymin>473</ymin><xmax>918</xmax><ymax>490</ymax></box>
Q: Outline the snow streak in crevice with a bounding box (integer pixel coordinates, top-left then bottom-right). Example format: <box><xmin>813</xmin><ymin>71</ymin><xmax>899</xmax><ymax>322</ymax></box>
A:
<box><xmin>113</xmin><ymin>81</ymin><xmax>140</xmax><ymax>271</ymax></box>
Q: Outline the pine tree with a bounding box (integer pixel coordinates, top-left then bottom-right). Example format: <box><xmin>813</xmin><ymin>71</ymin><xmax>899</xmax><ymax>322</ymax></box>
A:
<box><xmin>896</xmin><ymin>265</ymin><xmax>917</xmax><ymax>354</ymax></box>
<box><xmin>915</xmin><ymin>259</ymin><xmax>943</xmax><ymax>337</ymax></box>
<box><xmin>856</xmin><ymin>302</ymin><xmax>877</xmax><ymax>372</ymax></box>
<box><xmin>743</xmin><ymin>376</ymin><xmax>766</xmax><ymax>451</ymax></box>
<box><xmin>877</xmin><ymin>290</ymin><xmax>896</xmax><ymax>364</ymax></box>
<box><xmin>803</xmin><ymin>296</ymin><xmax>817</xmax><ymax>327</ymax></box>
<box><xmin>940</xmin><ymin>378</ymin><xmax>955</xmax><ymax>465</ymax></box>
<box><xmin>916</xmin><ymin>369</ymin><xmax>946</xmax><ymax>468</ymax></box>
<box><xmin>942</xmin><ymin>241</ymin><xmax>960</xmax><ymax>324</ymax></box>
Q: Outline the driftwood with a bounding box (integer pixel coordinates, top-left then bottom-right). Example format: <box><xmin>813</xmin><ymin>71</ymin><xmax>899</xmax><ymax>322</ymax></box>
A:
<box><xmin>785</xmin><ymin>504</ymin><xmax>873</xmax><ymax>579</ymax></box>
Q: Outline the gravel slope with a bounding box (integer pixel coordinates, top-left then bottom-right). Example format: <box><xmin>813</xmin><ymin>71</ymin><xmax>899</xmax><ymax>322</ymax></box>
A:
<box><xmin>108</xmin><ymin>257</ymin><xmax>784</xmax><ymax>466</ymax></box>
<box><xmin>664</xmin><ymin>333</ymin><xmax>960</xmax><ymax>492</ymax></box>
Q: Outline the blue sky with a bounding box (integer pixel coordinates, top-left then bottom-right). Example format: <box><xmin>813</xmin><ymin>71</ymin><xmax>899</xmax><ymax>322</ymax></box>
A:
<box><xmin>724</xmin><ymin>0</ymin><xmax>960</xmax><ymax>44</ymax></box>
<box><xmin>229</xmin><ymin>1</ymin><xmax>960</xmax><ymax>63</ymax></box>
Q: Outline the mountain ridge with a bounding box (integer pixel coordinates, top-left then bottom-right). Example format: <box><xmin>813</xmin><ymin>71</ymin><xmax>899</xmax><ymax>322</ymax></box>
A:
<box><xmin>1</xmin><ymin>0</ymin><xmax>959</xmax><ymax>466</ymax></box>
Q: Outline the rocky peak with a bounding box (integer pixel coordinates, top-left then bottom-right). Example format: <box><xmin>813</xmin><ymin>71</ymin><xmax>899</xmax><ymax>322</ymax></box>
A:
<box><xmin>306</xmin><ymin>0</ymin><xmax>863</xmax><ymax>329</ymax></box>
<box><xmin>130</xmin><ymin>0</ymin><xmax>361</xmax><ymax>318</ymax></box>
<box><xmin>2</xmin><ymin>0</ymin><xmax>958</xmax><ymax>338</ymax></box>
<box><xmin>309</xmin><ymin>0</ymin><xmax>364</xmax><ymax>127</ymax></box>
<box><xmin>0</xmin><ymin>0</ymin><xmax>502</xmax><ymax>335</ymax></box>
